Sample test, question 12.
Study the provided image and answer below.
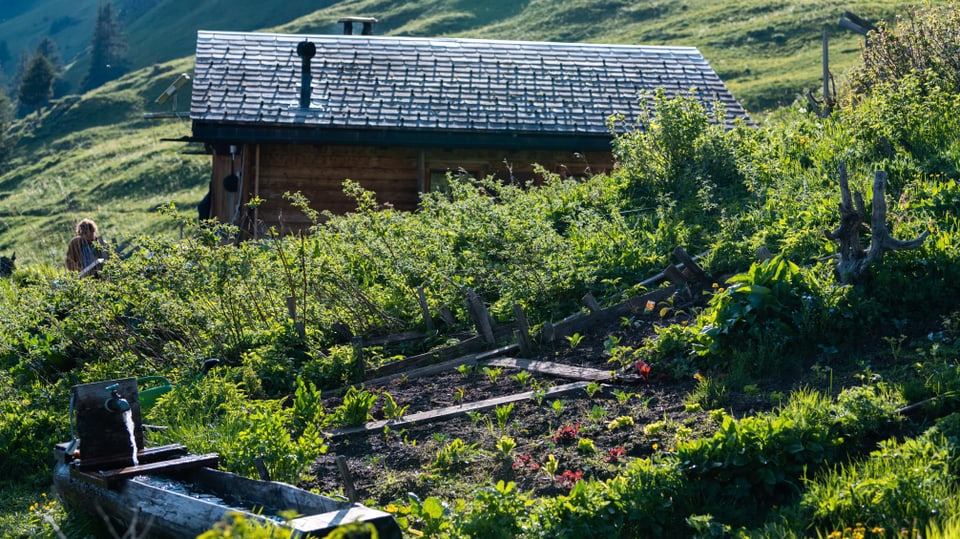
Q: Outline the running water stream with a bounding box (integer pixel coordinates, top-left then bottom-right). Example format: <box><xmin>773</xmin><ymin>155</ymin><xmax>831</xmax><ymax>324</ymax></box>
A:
<box><xmin>122</xmin><ymin>409</ymin><xmax>138</xmax><ymax>466</ymax></box>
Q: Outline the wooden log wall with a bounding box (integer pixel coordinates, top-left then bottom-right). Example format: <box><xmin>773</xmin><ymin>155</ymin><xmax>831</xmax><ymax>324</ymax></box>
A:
<box><xmin>208</xmin><ymin>143</ymin><xmax>614</xmax><ymax>234</ymax></box>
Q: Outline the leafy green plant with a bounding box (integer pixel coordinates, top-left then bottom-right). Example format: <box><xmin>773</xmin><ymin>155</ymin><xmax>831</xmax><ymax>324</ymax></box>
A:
<box><xmin>482</xmin><ymin>366</ymin><xmax>503</xmax><ymax>383</ymax></box>
<box><xmin>495</xmin><ymin>402</ymin><xmax>514</xmax><ymax>430</ymax></box>
<box><xmin>510</xmin><ymin>370</ymin><xmax>532</xmax><ymax>388</ymax></box>
<box><xmin>334</xmin><ymin>386</ymin><xmax>378</xmax><ymax>427</ymax></box>
<box><xmin>608</xmin><ymin>416</ymin><xmax>635</xmax><ymax>431</ymax></box>
<box><xmin>550</xmin><ymin>399</ymin><xmax>565</xmax><ymax>416</ymax></box>
<box><xmin>392</xmin><ymin>493</ymin><xmax>453</xmax><ymax>538</ymax></box>
<box><xmin>543</xmin><ymin>454</ymin><xmax>560</xmax><ymax>476</ymax></box>
<box><xmin>381</xmin><ymin>391</ymin><xmax>409</xmax><ymax>420</ymax></box>
<box><xmin>690</xmin><ymin>255</ymin><xmax>825</xmax><ymax>376</ymax></box>
<box><xmin>684</xmin><ymin>373</ymin><xmax>727</xmax><ymax>410</ymax></box>
<box><xmin>430</xmin><ymin>438</ymin><xmax>480</xmax><ymax>472</ymax></box>
<box><xmin>457</xmin><ymin>364</ymin><xmax>474</xmax><ymax>378</ymax></box>
<box><xmin>585</xmin><ymin>381</ymin><xmax>602</xmax><ymax>398</ymax></box>
<box><xmin>454</xmin><ymin>481</ymin><xmax>530</xmax><ymax>539</ymax></box>
<box><xmin>495</xmin><ymin>436</ymin><xmax>517</xmax><ymax>459</ymax></box>
<box><xmin>588</xmin><ymin>405</ymin><xmax>608</xmax><ymax>423</ymax></box>
<box><xmin>576</xmin><ymin>438</ymin><xmax>596</xmax><ymax>454</ymax></box>
<box><xmin>566</xmin><ymin>333</ymin><xmax>584</xmax><ymax>350</ymax></box>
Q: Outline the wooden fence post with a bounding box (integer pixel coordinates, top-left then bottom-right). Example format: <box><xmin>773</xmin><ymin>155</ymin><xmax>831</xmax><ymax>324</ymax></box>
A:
<box><xmin>466</xmin><ymin>290</ymin><xmax>495</xmax><ymax>344</ymax></box>
<box><xmin>417</xmin><ymin>286</ymin><xmax>435</xmax><ymax>332</ymax></box>
<box><xmin>513</xmin><ymin>303</ymin><xmax>533</xmax><ymax>357</ymax></box>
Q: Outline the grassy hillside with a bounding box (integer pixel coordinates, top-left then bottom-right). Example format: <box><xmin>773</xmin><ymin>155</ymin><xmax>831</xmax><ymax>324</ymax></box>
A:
<box><xmin>0</xmin><ymin>57</ymin><xmax>208</xmax><ymax>265</ymax></box>
<box><xmin>1</xmin><ymin>1</ymin><xmax>944</xmax><ymax>110</ymax></box>
<box><xmin>0</xmin><ymin>0</ymin><xmax>948</xmax><ymax>266</ymax></box>
<box><xmin>0</xmin><ymin>0</ymin><xmax>339</xmax><ymax>90</ymax></box>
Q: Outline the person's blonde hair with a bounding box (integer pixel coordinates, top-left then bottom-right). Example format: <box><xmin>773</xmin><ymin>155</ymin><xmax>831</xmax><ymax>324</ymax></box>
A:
<box><xmin>76</xmin><ymin>219</ymin><xmax>98</xmax><ymax>237</ymax></box>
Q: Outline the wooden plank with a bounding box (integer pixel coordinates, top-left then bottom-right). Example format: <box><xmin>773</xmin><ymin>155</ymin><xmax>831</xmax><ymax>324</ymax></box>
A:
<box><xmin>329</xmin><ymin>381</ymin><xmax>590</xmax><ymax>438</ymax></box>
<box><xmin>362</xmin><ymin>328</ymin><xmax>514</xmax><ymax>380</ymax></box>
<box><xmin>72</xmin><ymin>443</ymin><xmax>188</xmax><ymax>470</ymax></box>
<box><xmin>360</xmin><ymin>330</ymin><xmax>430</xmax><ymax>347</ymax></box>
<box><xmin>98</xmin><ymin>453</ymin><xmax>221</xmax><ymax>483</ymax></box>
<box><xmin>417</xmin><ymin>287</ymin><xmax>434</xmax><ymax>332</ymax></box>
<box><xmin>542</xmin><ymin>286</ymin><xmax>675</xmax><ymax>343</ymax></box>
<box><xmin>481</xmin><ymin>357</ymin><xmax>617</xmax><ymax>382</ymax></box>
<box><xmin>339</xmin><ymin>343</ymin><xmax>519</xmax><ymax>394</ymax></box>
<box><xmin>359</xmin><ymin>353</ymin><xmax>482</xmax><ymax>389</ymax></box>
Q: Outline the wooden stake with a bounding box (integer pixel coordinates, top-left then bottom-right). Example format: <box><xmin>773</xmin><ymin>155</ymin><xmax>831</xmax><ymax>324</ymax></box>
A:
<box><xmin>581</xmin><ymin>293</ymin><xmax>602</xmax><ymax>314</ymax></box>
<box><xmin>286</xmin><ymin>296</ymin><xmax>305</xmax><ymax>338</ymax></box>
<box><xmin>253</xmin><ymin>456</ymin><xmax>270</xmax><ymax>481</ymax></box>
<box><xmin>466</xmin><ymin>290</ymin><xmax>495</xmax><ymax>344</ymax></box>
<box><xmin>513</xmin><ymin>303</ymin><xmax>532</xmax><ymax>356</ymax></box>
<box><xmin>672</xmin><ymin>247</ymin><xmax>707</xmax><ymax>282</ymax></box>
<box><xmin>439</xmin><ymin>306</ymin><xmax>456</xmax><ymax>326</ymax></box>
<box><xmin>335</xmin><ymin>455</ymin><xmax>358</xmax><ymax>503</ymax></box>
<box><xmin>417</xmin><ymin>286</ymin><xmax>435</xmax><ymax>331</ymax></box>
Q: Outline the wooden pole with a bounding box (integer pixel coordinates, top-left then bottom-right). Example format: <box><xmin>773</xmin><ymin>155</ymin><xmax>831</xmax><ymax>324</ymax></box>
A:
<box><xmin>253</xmin><ymin>144</ymin><xmax>261</xmax><ymax>239</ymax></box>
<box><xmin>822</xmin><ymin>28</ymin><xmax>830</xmax><ymax>110</ymax></box>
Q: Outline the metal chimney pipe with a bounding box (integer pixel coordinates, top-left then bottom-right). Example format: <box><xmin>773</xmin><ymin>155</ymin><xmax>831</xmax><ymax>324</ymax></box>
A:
<box><xmin>296</xmin><ymin>40</ymin><xmax>317</xmax><ymax>109</ymax></box>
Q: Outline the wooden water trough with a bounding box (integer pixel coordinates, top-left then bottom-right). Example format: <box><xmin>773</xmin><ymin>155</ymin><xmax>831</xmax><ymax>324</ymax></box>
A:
<box><xmin>54</xmin><ymin>378</ymin><xmax>400</xmax><ymax>539</ymax></box>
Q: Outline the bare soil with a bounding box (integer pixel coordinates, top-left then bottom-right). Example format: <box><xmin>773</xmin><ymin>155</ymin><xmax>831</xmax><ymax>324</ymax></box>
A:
<box><xmin>303</xmin><ymin>314</ymin><xmax>804</xmax><ymax>506</ymax></box>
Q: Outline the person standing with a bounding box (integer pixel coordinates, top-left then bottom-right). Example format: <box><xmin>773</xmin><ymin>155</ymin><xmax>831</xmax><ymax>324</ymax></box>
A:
<box><xmin>65</xmin><ymin>219</ymin><xmax>105</xmax><ymax>276</ymax></box>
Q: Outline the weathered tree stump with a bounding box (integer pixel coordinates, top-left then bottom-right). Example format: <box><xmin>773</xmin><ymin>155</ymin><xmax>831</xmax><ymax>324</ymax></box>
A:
<box><xmin>825</xmin><ymin>163</ymin><xmax>929</xmax><ymax>284</ymax></box>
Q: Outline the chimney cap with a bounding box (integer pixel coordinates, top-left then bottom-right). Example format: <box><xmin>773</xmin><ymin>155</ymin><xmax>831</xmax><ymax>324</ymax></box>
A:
<box><xmin>338</xmin><ymin>16</ymin><xmax>377</xmax><ymax>35</ymax></box>
<box><xmin>297</xmin><ymin>40</ymin><xmax>316</xmax><ymax>59</ymax></box>
<box><xmin>337</xmin><ymin>16</ymin><xmax>378</xmax><ymax>23</ymax></box>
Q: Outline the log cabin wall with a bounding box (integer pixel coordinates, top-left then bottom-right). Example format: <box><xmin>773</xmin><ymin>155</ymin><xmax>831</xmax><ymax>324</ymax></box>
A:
<box><xmin>210</xmin><ymin>143</ymin><xmax>614</xmax><ymax>235</ymax></box>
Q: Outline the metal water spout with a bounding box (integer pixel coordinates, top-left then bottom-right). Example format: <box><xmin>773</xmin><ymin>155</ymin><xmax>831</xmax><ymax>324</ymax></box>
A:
<box><xmin>104</xmin><ymin>384</ymin><xmax>131</xmax><ymax>413</ymax></box>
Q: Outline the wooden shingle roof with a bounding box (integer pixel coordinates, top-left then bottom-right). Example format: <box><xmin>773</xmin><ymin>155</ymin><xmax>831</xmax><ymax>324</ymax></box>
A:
<box><xmin>191</xmin><ymin>30</ymin><xmax>749</xmax><ymax>148</ymax></box>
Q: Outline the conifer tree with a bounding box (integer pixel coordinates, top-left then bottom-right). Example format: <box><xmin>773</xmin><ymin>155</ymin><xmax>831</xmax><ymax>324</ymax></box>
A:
<box><xmin>17</xmin><ymin>52</ymin><xmax>55</xmax><ymax>114</ymax></box>
<box><xmin>82</xmin><ymin>2</ymin><xmax>128</xmax><ymax>91</ymax></box>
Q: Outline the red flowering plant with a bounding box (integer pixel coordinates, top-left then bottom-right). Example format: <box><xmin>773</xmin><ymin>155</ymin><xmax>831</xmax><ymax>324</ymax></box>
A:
<box><xmin>604</xmin><ymin>446</ymin><xmax>627</xmax><ymax>463</ymax></box>
<box><xmin>511</xmin><ymin>454</ymin><xmax>540</xmax><ymax>473</ymax></box>
<box><xmin>635</xmin><ymin>360</ymin><xmax>651</xmax><ymax>381</ymax></box>
<box><xmin>552</xmin><ymin>424</ymin><xmax>580</xmax><ymax>444</ymax></box>
<box><xmin>556</xmin><ymin>469</ymin><xmax>583</xmax><ymax>490</ymax></box>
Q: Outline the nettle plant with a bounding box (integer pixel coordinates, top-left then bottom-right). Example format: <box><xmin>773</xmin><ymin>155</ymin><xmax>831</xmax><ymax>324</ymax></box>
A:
<box><xmin>647</xmin><ymin>255</ymin><xmax>848</xmax><ymax>379</ymax></box>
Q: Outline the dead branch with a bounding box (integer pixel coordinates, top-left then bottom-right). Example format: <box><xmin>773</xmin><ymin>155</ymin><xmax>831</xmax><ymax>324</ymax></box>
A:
<box><xmin>825</xmin><ymin>163</ymin><xmax>929</xmax><ymax>284</ymax></box>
